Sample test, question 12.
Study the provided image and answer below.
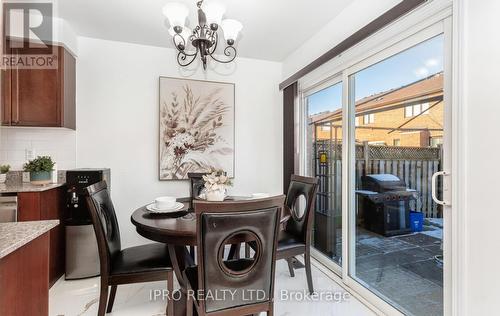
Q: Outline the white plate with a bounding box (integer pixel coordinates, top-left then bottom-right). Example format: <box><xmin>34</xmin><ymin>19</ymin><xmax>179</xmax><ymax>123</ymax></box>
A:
<box><xmin>146</xmin><ymin>202</ymin><xmax>184</xmax><ymax>213</ymax></box>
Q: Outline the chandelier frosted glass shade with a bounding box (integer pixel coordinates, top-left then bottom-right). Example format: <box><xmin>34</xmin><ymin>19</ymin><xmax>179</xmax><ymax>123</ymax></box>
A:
<box><xmin>162</xmin><ymin>2</ymin><xmax>189</xmax><ymax>28</ymax></box>
<box><xmin>221</xmin><ymin>19</ymin><xmax>243</xmax><ymax>42</ymax></box>
<box><xmin>202</xmin><ymin>1</ymin><xmax>225</xmax><ymax>26</ymax></box>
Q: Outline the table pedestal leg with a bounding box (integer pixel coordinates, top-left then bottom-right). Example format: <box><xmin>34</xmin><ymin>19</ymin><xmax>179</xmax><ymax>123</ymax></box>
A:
<box><xmin>168</xmin><ymin>245</ymin><xmax>195</xmax><ymax>316</ymax></box>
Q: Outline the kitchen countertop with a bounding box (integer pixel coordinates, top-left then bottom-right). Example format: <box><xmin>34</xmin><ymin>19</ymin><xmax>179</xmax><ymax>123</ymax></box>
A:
<box><xmin>0</xmin><ymin>220</ymin><xmax>59</xmax><ymax>259</ymax></box>
<box><xmin>0</xmin><ymin>182</ymin><xmax>65</xmax><ymax>194</ymax></box>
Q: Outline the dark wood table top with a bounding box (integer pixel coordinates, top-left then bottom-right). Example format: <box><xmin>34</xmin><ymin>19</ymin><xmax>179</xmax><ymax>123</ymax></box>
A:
<box><xmin>131</xmin><ymin>196</ymin><xmax>290</xmax><ymax>246</ymax></box>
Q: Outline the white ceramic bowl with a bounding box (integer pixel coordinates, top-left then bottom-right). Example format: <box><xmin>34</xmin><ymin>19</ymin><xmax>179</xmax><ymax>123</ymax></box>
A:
<box><xmin>154</xmin><ymin>196</ymin><xmax>176</xmax><ymax>209</ymax></box>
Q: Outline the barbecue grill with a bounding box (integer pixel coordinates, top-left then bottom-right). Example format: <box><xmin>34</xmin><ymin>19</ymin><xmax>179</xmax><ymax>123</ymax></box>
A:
<box><xmin>356</xmin><ymin>174</ymin><xmax>418</xmax><ymax>237</ymax></box>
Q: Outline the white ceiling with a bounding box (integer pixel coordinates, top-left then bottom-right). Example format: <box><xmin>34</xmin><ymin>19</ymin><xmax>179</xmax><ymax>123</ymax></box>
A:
<box><xmin>57</xmin><ymin>0</ymin><xmax>355</xmax><ymax>61</ymax></box>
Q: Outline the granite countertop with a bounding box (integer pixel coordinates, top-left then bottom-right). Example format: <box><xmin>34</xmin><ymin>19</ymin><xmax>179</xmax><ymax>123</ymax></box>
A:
<box><xmin>0</xmin><ymin>220</ymin><xmax>59</xmax><ymax>259</ymax></box>
<box><xmin>0</xmin><ymin>182</ymin><xmax>65</xmax><ymax>193</ymax></box>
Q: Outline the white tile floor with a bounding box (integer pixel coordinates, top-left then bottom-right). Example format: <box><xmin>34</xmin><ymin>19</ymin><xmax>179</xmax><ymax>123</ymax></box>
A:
<box><xmin>50</xmin><ymin>258</ymin><xmax>375</xmax><ymax>316</ymax></box>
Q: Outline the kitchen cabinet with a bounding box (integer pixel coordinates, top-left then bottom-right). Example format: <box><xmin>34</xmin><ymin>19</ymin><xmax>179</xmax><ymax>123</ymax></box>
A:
<box><xmin>1</xmin><ymin>40</ymin><xmax>76</xmax><ymax>129</ymax></box>
<box><xmin>0</xmin><ymin>231</ymin><xmax>50</xmax><ymax>316</ymax></box>
<box><xmin>17</xmin><ymin>186</ymin><xmax>66</xmax><ymax>287</ymax></box>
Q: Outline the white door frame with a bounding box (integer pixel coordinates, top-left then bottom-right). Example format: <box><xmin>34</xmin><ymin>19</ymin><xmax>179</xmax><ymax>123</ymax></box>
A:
<box><xmin>295</xmin><ymin>1</ymin><xmax>457</xmax><ymax>315</ymax></box>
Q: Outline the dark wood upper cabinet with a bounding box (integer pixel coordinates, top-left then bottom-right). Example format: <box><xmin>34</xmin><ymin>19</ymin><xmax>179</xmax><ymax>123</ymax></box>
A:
<box><xmin>2</xmin><ymin>40</ymin><xmax>76</xmax><ymax>129</ymax></box>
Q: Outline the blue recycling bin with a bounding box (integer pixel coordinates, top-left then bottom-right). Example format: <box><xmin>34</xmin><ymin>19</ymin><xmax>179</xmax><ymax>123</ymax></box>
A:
<box><xmin>409</xmin><ymin>211</ymin><xmax>424</xmax><ymax>232</ymax></box>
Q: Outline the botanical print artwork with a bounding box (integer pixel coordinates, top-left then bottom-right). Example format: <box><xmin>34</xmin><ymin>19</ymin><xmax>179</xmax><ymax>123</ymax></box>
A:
<box><xmin>159</xmin><ymin>77</ymin><xmax>234</xmax><ymax>180</ymax></box>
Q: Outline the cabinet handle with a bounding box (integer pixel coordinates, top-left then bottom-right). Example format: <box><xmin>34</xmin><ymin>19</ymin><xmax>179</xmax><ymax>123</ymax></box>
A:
<box><xmin>14</xmin><ymin>60</ymin><xmax>19</xmax><ymax>124</ymax></box>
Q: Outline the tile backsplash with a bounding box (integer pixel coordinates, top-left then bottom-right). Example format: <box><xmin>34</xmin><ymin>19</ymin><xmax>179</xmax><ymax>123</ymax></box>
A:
<box><xmin>0</xmin><ymin>127</ymin><xmax>76</xmax><ymax>170</ymax></box>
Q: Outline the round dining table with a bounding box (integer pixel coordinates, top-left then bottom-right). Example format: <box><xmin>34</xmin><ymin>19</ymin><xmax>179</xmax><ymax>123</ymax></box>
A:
<box><xmin>130</xmin><ymin>196</ymin><xmax>290</xmax><ymax>315</ymax></box>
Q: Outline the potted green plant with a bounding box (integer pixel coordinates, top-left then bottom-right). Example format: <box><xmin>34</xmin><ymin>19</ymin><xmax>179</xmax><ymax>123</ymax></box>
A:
<box><xmin>23</xmin><ymin>156</ymin><xmax>56</xmax><ymax>185</ymax></box>
<box><xmin>0</xmin><ymin>164</ymin><xmax>10</xmax><ymax>184</ymax></box>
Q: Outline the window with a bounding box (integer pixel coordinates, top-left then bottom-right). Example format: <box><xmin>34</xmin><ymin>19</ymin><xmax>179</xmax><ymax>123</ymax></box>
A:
<box><xmin>393</xmin><ymin>139</ymin><xmax>401</xmax><ymax>146</ymax></box>
<box><xmin>405</xmin><ymin>106</ymin><xmax>413</xmax><ymax>117</ymax></box>
<box><xmin>355</xmin><ymin>117</ymin><xmax>360</xmax><ymax>126</ymax></box>
<box><xmin>363</xmin><ymin>113</ymin><xmax>375</xmax><ymax>124</ymax></box>
<box><xmin>430</xmin><ymin>137</ymin><xmax>443</xmax><ymax>147</ymax></box>
<box><xmin>405</xmin><ymin>102</ymin><xmax>430</xmax><ymax>117</ymax></box>
<box><xmin>422</xmin><ymin>102</ymin><xmax>430</xmax><ymax>114</ymax></box>
<box><xmin>413</xmin><ymin>103</ymin><xmax>421</xmax><ymax>115</ymax></box>
<box><xmin>320</xmin><ymin>125</ymin><xmax>331</xmax><ymax>132</ymax></box>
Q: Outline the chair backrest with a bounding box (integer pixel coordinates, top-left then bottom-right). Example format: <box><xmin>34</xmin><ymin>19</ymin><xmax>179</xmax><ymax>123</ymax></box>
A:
<box><xmin>84</xmin><ymin>181</ymin><xmax>121</xmax><ymax>274</ymax></box>
<box><xmin>194</xmin><ymin>195</ymin><xmax>285</xmax><ymax>314</ymax></box>
<box><xmin>188</xmin><ymin>172</ymin><xmax>208</xmax><ymax>209</ymax></box>
<box><xmin>188</xmin><ymin>172</ymin><xmax>208</xmax><ymax>198</ymax></box>
<box><xmin>284</xmin><ymin>175</ymin><xmax>319</xmax><ymax>243</ymax></box>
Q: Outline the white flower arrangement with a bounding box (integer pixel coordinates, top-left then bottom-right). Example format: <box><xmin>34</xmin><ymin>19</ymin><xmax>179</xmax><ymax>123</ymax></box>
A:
<box><xmin>202</xmin><ymin>169</ymin><xmax>232</xmax><ymax>193</ymax></box>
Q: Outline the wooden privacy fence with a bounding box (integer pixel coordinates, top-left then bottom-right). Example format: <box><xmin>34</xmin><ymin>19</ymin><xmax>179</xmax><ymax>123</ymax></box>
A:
<box><xmin>314</xmin><ymin>141</ymin><xmax>442</xmax><ymax>218</ymax></box>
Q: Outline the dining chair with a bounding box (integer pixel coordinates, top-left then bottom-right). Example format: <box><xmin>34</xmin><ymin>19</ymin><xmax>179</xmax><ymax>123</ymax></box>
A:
<box><xmin>188</xmin><ymin>172</ymin><xmax>209</xmax><ymax>209</ymax></box>
<box><xmin>84</xmin><ymin>181</ymin><xmax>174</xmax><ymax>316</ymax></box>
<box><xmin>183</xmin><ymin>195</ymin><xmax>285</xmax><ymax>316</ymax></box>
<box><xmin>277</xmin><ymin>175</ymin><xmax>319</xmax><ymax>294</ymax></box>
<box><xmin>187</xmin><ymin>172</ymin><xmax>209</xmax><ymax>258</ymax></box>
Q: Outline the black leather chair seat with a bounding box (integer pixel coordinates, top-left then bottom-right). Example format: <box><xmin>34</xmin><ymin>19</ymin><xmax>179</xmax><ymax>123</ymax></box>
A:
<box><xmin>277</xmin><ymin>231</ymin><xmax>306</xmax><ymax>252</ymax></box>
<box><xmin>111</xmin><ymin>243</ymin><xmax>172</xmax><ymax>275</ymax></box>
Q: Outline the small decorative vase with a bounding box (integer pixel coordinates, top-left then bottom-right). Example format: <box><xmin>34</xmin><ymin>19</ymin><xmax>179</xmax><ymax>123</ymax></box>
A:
<box><xmin>0</xmin><ymin>173</ymin><xmax>6</xmax><ymax>184</ymax></box>
<box><xmin>205</xmin><ymin>188</ymin><xmax>226</xmax><ymax>202</ymax></box>
<box><xmin>30</xmin><ymin>171</ymin><xmax>52</xmax><ymax>185</ymax></box>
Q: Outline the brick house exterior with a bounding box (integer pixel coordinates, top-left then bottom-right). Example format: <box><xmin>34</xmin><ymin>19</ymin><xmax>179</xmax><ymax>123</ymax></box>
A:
<box><xmin>310</xmin><ymin>73</ymin><xmax>444</xmax><ymax>147</ymax></box>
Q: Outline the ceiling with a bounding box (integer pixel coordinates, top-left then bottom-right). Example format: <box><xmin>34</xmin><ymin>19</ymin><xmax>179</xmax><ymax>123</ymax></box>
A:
<box><xmin>57</xmin><ymin>0</ymin><xmax>355</xmax><ymax>61</ymax></box>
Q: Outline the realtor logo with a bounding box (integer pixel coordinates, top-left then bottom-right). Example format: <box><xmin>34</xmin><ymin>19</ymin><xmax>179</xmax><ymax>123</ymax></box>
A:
<box><xmin>2</xmin><ymin>2</ymin><xmax>57</xmax><ymax>69</ymax></box>
<box><xmin>3</xmin><ymin>2</ymin><xmax>53</xmax><ymax>53</ymax></box>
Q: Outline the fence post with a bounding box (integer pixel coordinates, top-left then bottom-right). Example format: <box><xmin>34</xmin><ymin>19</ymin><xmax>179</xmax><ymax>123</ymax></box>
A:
<box><xmin>363</xmin><ymin>141</ymin><xmax>370</xmax><ymax>176</ymax></box>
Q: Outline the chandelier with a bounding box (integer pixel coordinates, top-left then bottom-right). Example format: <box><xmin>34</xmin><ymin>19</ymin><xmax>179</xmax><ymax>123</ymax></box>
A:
<box><xmin>163</xmin><ymin>0</ymin><xmax>243</xmax><ymax>70</ymax></box>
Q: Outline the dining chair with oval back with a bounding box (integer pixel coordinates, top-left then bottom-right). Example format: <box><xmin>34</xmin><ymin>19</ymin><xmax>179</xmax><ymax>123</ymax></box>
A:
<box><xmin>85</xmin><ymin>181</ymin><xmax>175</xmax><ymax>316</ymax></box>
<box><xmin>183</xmin><ymin>196</ymin><xmax>285</xmax><ymax>316</ymax></box>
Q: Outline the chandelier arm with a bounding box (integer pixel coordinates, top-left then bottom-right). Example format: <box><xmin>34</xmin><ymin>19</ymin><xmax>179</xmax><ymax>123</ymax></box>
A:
<box><xmin>209</xmin><ymin>45</ymin><xmax>237</xmax><ymax>64</ymax></box>
<box><xmin>207</xmin><ymin>31</ymin><xmax>218</xmax><ymax>55</ymax></box>
<box><xmin>177</xmin><ymin>48</ymin><xmax>199</xmax><ymax>67</ymax></box>
<box><xmin>172</xmin><ymin>33</ymin><xmax>187</xmax><ymax>50</ymax></box>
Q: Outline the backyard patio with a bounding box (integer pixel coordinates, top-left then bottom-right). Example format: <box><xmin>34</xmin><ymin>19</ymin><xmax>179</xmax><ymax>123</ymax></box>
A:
<box><xmin>324</xmin><ymin>220</ymin><xmax>443</xmax><ymax>316</ymax></box>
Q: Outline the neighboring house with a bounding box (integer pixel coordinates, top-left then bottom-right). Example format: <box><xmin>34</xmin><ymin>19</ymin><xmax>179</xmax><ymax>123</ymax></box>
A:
<box><xmin>310</xmin><ymin>72</ymin><xmax>444</xmax><ymax>147</ymax></box>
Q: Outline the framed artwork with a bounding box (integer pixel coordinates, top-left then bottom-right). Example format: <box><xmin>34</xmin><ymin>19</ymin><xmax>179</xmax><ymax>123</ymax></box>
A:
<box><xmin>159</xmin><ymin>77</ymin><xmax>235</xmax><ymax>180</ymax></box>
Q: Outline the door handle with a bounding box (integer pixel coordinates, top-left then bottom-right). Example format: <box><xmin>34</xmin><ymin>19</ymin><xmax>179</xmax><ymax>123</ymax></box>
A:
<box><xmin>432</xmin><ymin>171</ymin><xmax>450</xmax><ymax>206</ymax></box>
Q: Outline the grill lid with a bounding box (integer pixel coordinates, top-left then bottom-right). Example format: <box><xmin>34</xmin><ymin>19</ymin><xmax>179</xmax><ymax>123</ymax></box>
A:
<box><xmin>362</xmin><ymin>174</ymin><xmax>408</xmax><ymax>192</ymax></box>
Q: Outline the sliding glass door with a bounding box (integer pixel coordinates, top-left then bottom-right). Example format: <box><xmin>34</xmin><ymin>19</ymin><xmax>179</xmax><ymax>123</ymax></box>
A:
<box><xmin>298</xmin><ymin>17</ymin><xmax>452</xmax><ymax>316</ymax></box>
<box><xmin>348</xmin><ymin>35</ymin><xmax>445</xmax><ymax>316</ymax></box>
<box><xmin>303</xmin><ymin>80</ymin><xmax>343</xmax><ymax>268</ymax></box>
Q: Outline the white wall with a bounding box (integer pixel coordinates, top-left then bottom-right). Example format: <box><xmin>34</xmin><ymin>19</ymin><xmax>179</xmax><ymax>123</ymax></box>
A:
<box><xmin>0</xmin><ymin>127</ymin><xmax>76</xmax><ymax>170</ymax></box>
<box><xmin>461</xmin><ymin>0</ymin><xmax>500</xmax><ymax>314</ymax></box>
<box><xmin>76</xmin><ymin>37</ymin><xmax>283</xmax><ymax>247</ymax></box>
<box><xmin>281</xmin><ymin>0</ymin><xmax>401</xmax><ymax>79</ymax></box>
